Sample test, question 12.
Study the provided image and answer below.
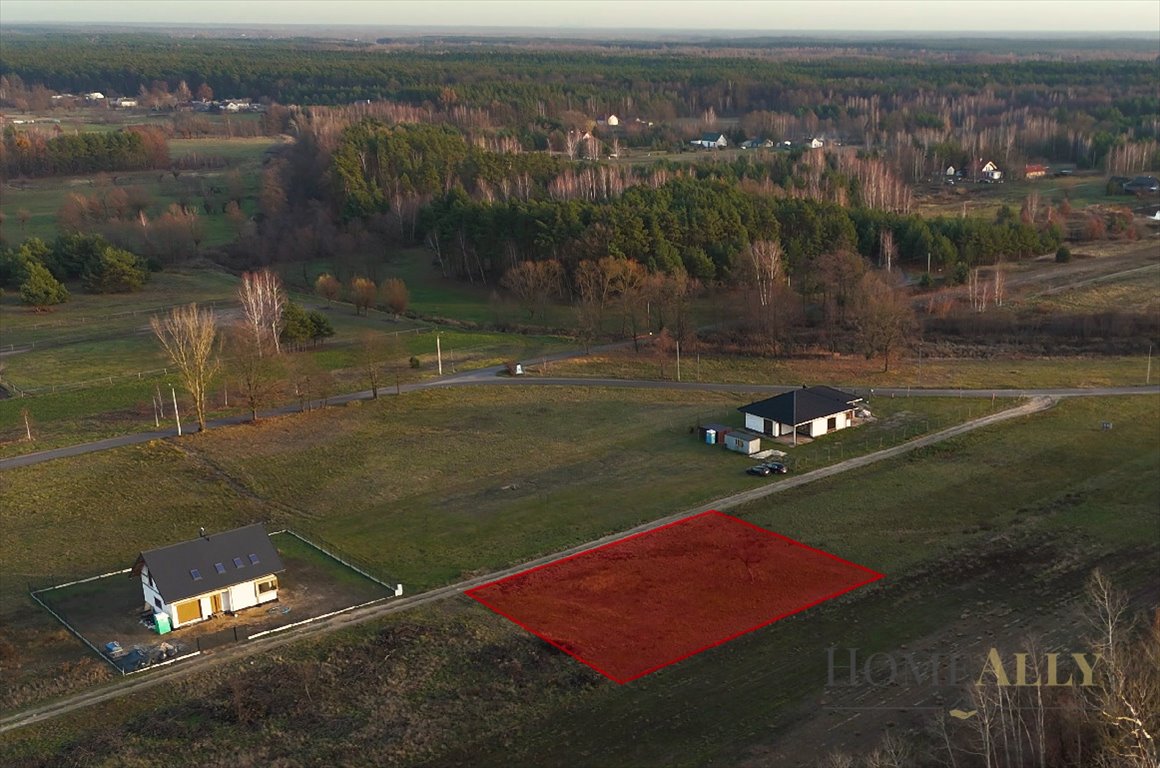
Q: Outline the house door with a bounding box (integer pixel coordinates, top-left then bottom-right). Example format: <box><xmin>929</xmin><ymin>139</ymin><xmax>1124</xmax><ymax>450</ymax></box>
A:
<box><xmin>827</xmin><ymin>416</ymin><xmax>837</xmax><ymax>432</ymax></box>
<box><xmin>175</xmin><ymin>600</ymin><xmax>201</xmax><ymax>625</ymax></box>
<box><xmin>763</xmin><ymin>419</ymin><xmax>774</xmax><ymax>436</ymax></box>
<box><xmin>210</xmin><ymin>593</ymin><xmax>223</xmax><ymax>614</ymax></box>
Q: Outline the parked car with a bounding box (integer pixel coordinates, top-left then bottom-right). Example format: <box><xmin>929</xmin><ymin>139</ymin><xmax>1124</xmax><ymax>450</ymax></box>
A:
<box><xmin>746</xmin><ymin>462</ymin><xmax>788</xmax><ymax>476</ymax></box>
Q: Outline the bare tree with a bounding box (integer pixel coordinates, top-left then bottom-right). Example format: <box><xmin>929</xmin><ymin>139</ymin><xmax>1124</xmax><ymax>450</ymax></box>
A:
<box><xmin>314</xmin><ymin>273</ymin><xmax>340</xmax><ymax>304</ymax></box>
<box><xmin>225</xmin><ymin>325</ymin><xmax>284</xmax><ymax>421</ymax></box>
<box><xmin>1084</xmin><ymin>570</ymin><xmax>1159</xmax><ymax>768</ymax></box>
<box><xmin>151</xmin><ymin>303</ymin><xmax>220</xmax><ymax>431</ymax></box>
<box><xmin>852</xmin><ymin>272</ymin><xmax>915</xmax><ymax>372</ymax></box>
<box><xmin>501</xmin><ymin>260</ymin><xmax>563</xmax><ymax>322</ymax></box>
<box><xmin>237</xmin><ymin>269</ymin><xmax>286</xmax><ymax>357</ymax></box>
<box><xmin>350</xmin><ymin>276</ymin><xmax>377</xmax><ymax>315</ymax></box>
<box><xmin>880</xmin><ymin>228</ymin><xmax>897</xmax><ymax>273</ymax></box>
<box><xmin>380</xmin><ymin>277</ymin><xmax>409</xmax><ymax>318</ymax></box>
<box><xmin>357</xmin><ymin>330</ymin><xmax>400</xmax><ymax>399</ymax></box>
<box><xmin>744</xmin><ymin>239</ymin><xmax>785</xmax><ymax>310</ymax></box>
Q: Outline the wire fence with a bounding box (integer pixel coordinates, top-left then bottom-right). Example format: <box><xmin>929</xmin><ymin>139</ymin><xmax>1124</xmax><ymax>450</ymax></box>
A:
<box><xmin>26</xmin><ymin>528</ymin><xmax>402</xmax><ymax>677</ymax></box>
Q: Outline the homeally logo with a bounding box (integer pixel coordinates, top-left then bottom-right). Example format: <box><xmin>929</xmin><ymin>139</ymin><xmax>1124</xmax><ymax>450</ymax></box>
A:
<box><xmin>826</xmin><ymin>647</ymin><xmax>1102</xmax><ymax>719</ymax></box>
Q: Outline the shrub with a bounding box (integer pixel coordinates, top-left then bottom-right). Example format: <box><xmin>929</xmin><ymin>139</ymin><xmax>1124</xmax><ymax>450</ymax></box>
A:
<box><xmin>409</xmin><ymin>356</ymin><xmax>421</xmax><ymax>369</ymax></box>
<box><xmin>19</xmin><ymin>262</ymin><xmax>69</xmax><ymax>309</ymax></box>
<box><xmin>1056</xmin><ymin>246</ymin><xmax>1072</xmax><ymax>263</ymax></box>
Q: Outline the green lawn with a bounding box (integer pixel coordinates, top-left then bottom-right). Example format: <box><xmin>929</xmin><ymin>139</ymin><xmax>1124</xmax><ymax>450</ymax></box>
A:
<box><xmin>540</xmin><ymin>347</ymin><xmax>1155</xmax><ymax>390</ymax></box>
<box><xmin>2</xmin><ymin>394</ymin><xmax>1155</xmax><ymax>765</ymax></box>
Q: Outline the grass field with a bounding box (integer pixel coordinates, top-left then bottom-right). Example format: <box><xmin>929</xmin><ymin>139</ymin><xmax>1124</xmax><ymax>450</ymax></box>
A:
<box><xmin>0</xmin><ymin>136</ymin><xmax>274</xmax><ymax>247</ymax></box>
<box><xmin>540</xmin><ymin>348</ymin><xmax>1155</xmax><ymax>389</ymax></box>
<box><xmin>1</xmin><ymin>393</ymin><xmax>1155</xmax><ymax>765</ymax></box>
<box><xmin>913</xmin><ymin>171</ymin><xmax>1141</xmax><ymax>220</ymax></box>
<box><xmin>0</xmin><ymin>385</ymin><xmax>1007</xmax><ymax>715</ymax></box>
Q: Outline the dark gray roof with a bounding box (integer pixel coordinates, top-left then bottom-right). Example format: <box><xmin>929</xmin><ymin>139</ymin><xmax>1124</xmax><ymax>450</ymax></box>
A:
<box><xmin>136</xmin><ymin>524</ymin><xmax>284</xmax><ymax>604</ymax></box>
<box><xmin>738</xmin><ymin>386</ymin><xmax>860</xmax><ymax>426</ymax></box>
<box><xmin>700</xmin><ymin>132</ymin><xmax>726</xmax><ymax>142</ymax></box>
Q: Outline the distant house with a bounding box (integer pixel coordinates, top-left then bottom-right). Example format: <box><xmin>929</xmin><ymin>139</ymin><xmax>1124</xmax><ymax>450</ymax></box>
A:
<box><xmin>738</xmin><ymin>386</ymin><xmax>863</xmax><ymax>446</ymax></box>
<box><xmin>980</xmin><ymin>161</ymin><xmax>1003</xmax><ymax>182</ymax></box>
<box><xmin>691</xmin><ymin>132</ymin><xmax>728</xmax><ymax>149</ymax></box>
<box><xmin>112</xmin><ymin>97</ymin><xmax>138</xmax><ymax>109</ymax></box>
<box><xmin>605</xmin><ymin>114</ymin><xmax>619</xmax><ymax>127</ymax></box>
<box><xmin>132</xmin><ymin>524</ymin><xmax>285</xmax><ymax>630</ymax></box>
<box><xmin>84</xmin><ymin>92</ymin><xmax>105</xmax><ymax>101</ymax></box>
<box><xmin>1024</xmin><ymin>164</ymin><xmax>1048</xmax><ymax>179</ymax></box>
<box><xmin>740</xmin><ymin>138</ymin><xmax>775</xmax><ymax>150</ymax></box>
<box><xmin>945</xmin><ymin>165</ymin><xmax>956</xmax><ymax>177</ymax></box>
<box><xmin>806</xmin><ymin>137</ymin><xmax>825</xmax><ymax>149</ymax></box>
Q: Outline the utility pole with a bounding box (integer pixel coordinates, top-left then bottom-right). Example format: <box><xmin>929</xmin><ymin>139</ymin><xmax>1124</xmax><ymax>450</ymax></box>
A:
<box><xmin>436</xmin><ymin>335</ymin><xmax>443</xmax><ymax>376</ymax></box>
<box><xmin>926</xmin><ymin>251</ymin><xmax>931</xmax><ymax>275</ymax></box>
<box><xmin>676</xmin><ymin>340</ymin><xmax>681</xmax><ymax>382</ymax></box>
<box><xmin>1148</xmin><ymin>343</ymin><xmax>1153</xmax><ymax>385</ymax></box>
<box><xmin>171</xmin><ymin>385</ymin><xmax>182</xmax><ymax>436</ymax></box>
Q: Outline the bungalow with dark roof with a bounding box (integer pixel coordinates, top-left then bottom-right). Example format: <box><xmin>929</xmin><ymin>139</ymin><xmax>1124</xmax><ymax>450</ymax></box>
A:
<box><xmin>132</xmin><ymin>524</ymin><xmax>285</xmax><ymax>630</ymax></box>
<box><xmin>738</xmin><ymin>386</ymin><xmax>863</xmax><ymax>446</ymax></box>
<box><xmin>691</xmin><ymin>132</ymin><xmax>728</xmax><ymax>149</ymax></box>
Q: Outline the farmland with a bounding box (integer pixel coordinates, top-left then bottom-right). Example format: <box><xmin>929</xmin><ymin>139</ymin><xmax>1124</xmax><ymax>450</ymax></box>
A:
<box><xmin>0</xmin><ymin>22</ymin><xmax>1158</xmax><ymax>766</ymax></box>
<box><xmin>0</xmin><ymin>393</ymin><xmax>1155</xmax><ymax>765</ymax></box>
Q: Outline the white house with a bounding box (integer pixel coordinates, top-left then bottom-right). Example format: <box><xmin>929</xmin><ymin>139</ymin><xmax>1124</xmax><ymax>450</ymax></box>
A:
<box><xmin>738</xmin><ymin>386</ymin><xmax>863</xmax><ymax>446</ymax></box>
<box><xmin>981</xmin><ymin>161</ymin><xmax>1003</xmax><ymax>182</ymax></box>
<box><xmin>112</xmin><ymin>97</ymin><xmax>138</xmax><ymax>109</ymax></box>
<box><xmin>605</xmin><ymin>114</ymin><xmax>619</xmax><ymax>126</ymax></box>
<box><xmin>132</xmin><ymin>524</ymin><xmax>285</xmax><ymax>630</ymax></box>
<box><xmin>84</xmin><ymin>92</ymin><xmax>106</xmax><ymax>101</ymax></box>
<box><xmin>807</xmin><ymin>137</ymin><xmax>825</xmax><ymax>149</ymax></box>
<box><xmin>691</xmin><ymin>132</ymin><xmax>728</xmax><ymax>149</ymax></box>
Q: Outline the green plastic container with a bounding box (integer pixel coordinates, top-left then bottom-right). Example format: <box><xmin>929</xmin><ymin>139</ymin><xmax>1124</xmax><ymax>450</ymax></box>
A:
<box><xmin>154</xmin><ymin>613</ymin><xmax>171</xmax><ymax>635</ymax></box>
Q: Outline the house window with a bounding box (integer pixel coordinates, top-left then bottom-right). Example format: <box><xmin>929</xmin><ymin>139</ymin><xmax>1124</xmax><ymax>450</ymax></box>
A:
<box><xmin>257</xmin><ymin>579</ymin><xmax>277</xmax><ymax>594</ymax></box>
<box><xmin>248</xmin><ymin>554</ymin><xmax>260</xmax><ymax>565</ymax></box>
<box><xmin>232</xmin><ymin>557</ymin><xmax>245</xmax><ymax>569</ymax></box>
<box><xmin>154</xmin><ymin>597</ymin><xmax>163</xmax><ymax>610</ymax></box>
<box><xmin>190</xmin><ymin>568</ymin><xmax>202</xmax><ymax>581</ymax></box>
<box><xmin>827</xmin><ymin>416</ymin><xmax>837</xmax><ymax>432</ymax></box>
<box><xmin>214</xmin><ymin>563</ymin><xmax>226</xmax><ymax>574</ymax></box>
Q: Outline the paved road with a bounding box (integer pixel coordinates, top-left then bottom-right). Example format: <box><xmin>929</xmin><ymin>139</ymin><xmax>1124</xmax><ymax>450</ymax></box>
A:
<box><xmin>0</xmin><ymin>395</ymin><xmax>1055</xmax><ymax>734</ymax></box>
<box><xmin>2</xmin><ymin>352</ymin><xmax>1156</xmax><ymax>470</ymax></box>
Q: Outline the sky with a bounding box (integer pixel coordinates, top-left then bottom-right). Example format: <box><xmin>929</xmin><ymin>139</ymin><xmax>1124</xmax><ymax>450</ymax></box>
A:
<box><xmin>1</xmin><ymin>0</ymin><xmax>1157</xmax><ymax>33</ymax></box>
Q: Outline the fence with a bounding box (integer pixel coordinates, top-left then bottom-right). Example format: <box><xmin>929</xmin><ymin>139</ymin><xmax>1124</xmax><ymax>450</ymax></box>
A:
<box><xmin>27</xmin><ymin>529</ymin><xmax>402</xmax><ymax>678</ymax></box>
<box><xmin>271</xmin><ymin>529</ymin><xmax>400</xmax><ymax>594</ymax></box>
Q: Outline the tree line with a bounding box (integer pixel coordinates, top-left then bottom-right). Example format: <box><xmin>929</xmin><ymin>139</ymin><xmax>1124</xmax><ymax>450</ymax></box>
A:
<box><xmin>1</xmin><ymin>126</ymin><xmax>169</xmax><ymax>178</ymax></box>
<box><xmin>0</xmin><ymin>233</ymin><xmax>151</xmax><ymax>309</ymax></box>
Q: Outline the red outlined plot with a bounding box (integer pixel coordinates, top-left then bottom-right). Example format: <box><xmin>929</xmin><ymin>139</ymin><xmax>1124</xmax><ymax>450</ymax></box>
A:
<box><xmin>466</xmin><ymin>510</ymin><xmax>883</xmax><ymax>683</ymax></box>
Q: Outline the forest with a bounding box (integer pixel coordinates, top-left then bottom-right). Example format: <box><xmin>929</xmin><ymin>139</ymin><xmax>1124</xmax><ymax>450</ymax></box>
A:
<box><xmin>2</xmin><ymin>33</ymin><xmax>1158</xmax><ymax>171</ymax></box>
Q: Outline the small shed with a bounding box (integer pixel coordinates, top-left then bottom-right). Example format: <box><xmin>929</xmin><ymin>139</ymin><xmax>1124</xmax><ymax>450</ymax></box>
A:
<box><xmin>698</xmin><ymin>422</ymin><xmax>733</xmax><ymax>446</ymax></box>
<box><xmin>724</xmin><ymin>432</ymin><xmax>762</xmax><ymax>455</ymax></box>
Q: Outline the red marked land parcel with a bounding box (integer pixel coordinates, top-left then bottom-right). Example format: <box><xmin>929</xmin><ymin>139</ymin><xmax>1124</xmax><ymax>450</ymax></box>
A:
<box><xmin>466</xmin><ymin>510</ymin><xmax>883</xmax><ymax>683</ymax></box>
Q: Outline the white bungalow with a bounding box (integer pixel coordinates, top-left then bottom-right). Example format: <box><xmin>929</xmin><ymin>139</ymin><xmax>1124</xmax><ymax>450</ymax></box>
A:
<box><xmin>691</xmin><ymin>132</ymin><xmax>728</xmax><ymax>149</ymax></box>
<box><xmin>981</xmin><ymin>161</ymin><xmax>1003</xmax><ymax>182</ymax></box>
<box><xmin>738</xmin><ymin>386</ymin><xmax>862</xmax><ymax>446</ymax></box>
<box><xmin>807</xmin><ymin>137</ymin><xmax>825</xmax><ymax>149</ymax></box>
<box><xmin>132</xmin><ymin>524</ymin><xmax>285</xmax><ymax>630</ymax></box>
